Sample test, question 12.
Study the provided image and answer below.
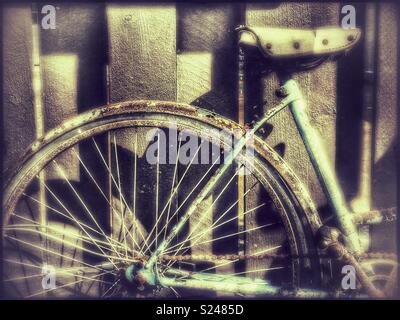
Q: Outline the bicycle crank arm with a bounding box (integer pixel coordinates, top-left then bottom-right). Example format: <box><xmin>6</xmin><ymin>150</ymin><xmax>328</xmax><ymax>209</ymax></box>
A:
<box><xmin>318</xmin><ymin>226</ymin><xmax>385</xmax><ymax>298</ymax></box>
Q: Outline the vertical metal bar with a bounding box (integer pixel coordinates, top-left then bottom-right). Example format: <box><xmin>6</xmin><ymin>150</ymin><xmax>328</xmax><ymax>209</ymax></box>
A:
<box><xmin>106</xmin><ymin>65</ymin><xmax>113</xmax><ymax>239</ymax></box>
<box><xmin>396</xmin><ymin>1</ymin><xmax>400</xmax><ymax>299</ymax></box>
<box><xmin>0</xmin><ymin>4</ymin><xmax>3</xmax><ymax>297</ymax></box>
<box><xmin>31</xmin><ymin>3</ymin><xmax>47</xmax><ymax>262</ymax></box>
<box><xmin>284</xmin><ymin>79</ymin><xmax>361</xmax><ymax>253</ymax></box>
<box><xmin>236</xmin><ymin>3</ymin><xmax>247</xmax><ymax>258</ymax></box>
<box><xmin>350</xmin><ymin>3</ymin><xmax>377</xmax><ymax>251</ymax></box>
<box><xmin>237</xmin><ymin>45</ymin><xmax>245</xmax><ymax>256</ymax></box>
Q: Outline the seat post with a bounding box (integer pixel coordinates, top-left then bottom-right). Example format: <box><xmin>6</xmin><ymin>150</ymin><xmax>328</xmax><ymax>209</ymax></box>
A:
<box><xmin>280</xmin><ymin>76</ymin><xmax>362</xmax><ymax>254</ymax></box>
<box><xmin>237</xmin><ymin>41</ymin><xmax>246</xmax><ymax>256</ymax></box>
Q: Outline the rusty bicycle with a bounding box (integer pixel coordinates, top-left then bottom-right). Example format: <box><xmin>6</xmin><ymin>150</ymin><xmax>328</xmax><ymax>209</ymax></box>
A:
<box><xmin>2</xmin><ymin>24</ymin><xmax>397</xmax><ymax>299</ymax></box>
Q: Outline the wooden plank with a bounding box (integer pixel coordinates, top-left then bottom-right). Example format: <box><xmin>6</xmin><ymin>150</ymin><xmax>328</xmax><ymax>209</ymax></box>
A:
<box><xmin>2</xmin><ymin>5</ymin><xmax>44</xmax><ymax>297</ymax></box>
<box><xmin>40</xmin><ymin>4</ymin><xmax>108</xmax><ymax>179</ymax></box>
<box><xmin>177</xmin><ymin>5</ymin><xmax>238</xmax><ymax>295</ymax></box>
<box><xmin>107</xmin><ymin>4</ymin><xmax>176</xmax><ymax>101</ymax></box>
<box><xmin>38</xmin><ymin>4</ymin><xmax>109</xmax><ymax>296</ymax></box>
<box><xmin>40</xmin><ymin>4</ymin><xmax>108</xmax><ymax>111</ymax></box>
<box><xmin>2</xmin><ymin>5</ymin><xmax>35</xmax><ymax>174</ymax></box>
<box><xmin>41</xmin><ymin>54</ymin><xmax>79</xmax><ymax>180</ymax></box>
<box><xmin>371</xmin><ymin>3</ymin><xmax>398</xmax><ymax>252</ymax></box>
<box><xmin>177</xmin><ymin>52</ymin><xmax>213</xmax><ymax>255</ymax></box>
<box><xmin>178</xmin><ymin>3</ymin><xmax>237</xmax><ymax>117</ymax></box>
<box><xmin>106</xmin><ymin>5</ymin><xmax>177</xmax><ymax>258</ymax></box>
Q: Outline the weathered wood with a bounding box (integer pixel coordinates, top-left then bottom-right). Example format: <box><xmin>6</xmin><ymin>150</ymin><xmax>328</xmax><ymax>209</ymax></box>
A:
<box><xmin>106</xmin><ymin>5</ymin><xmax>177</xmax><ymax>258</ymax></box>
<box><xmin>2</xmin><ymin>5</ymin><xmax>35</xmax><ymax>174</ymax></box>
<box><xmin>107</xmin><ymin>4</ymin><xmax>176</xmax><ymax>102</ymax></box>
<box><xmin>177</xmin><ymin>5</ymin><xmax>240</xmax><ymax>295</ymax></box>
<box><xmin>40</xmin><ymin>4</ymin><xmax>108</xmax><ymax>111</ymax></box>
<box><xmin>42</xmin><ymin>55</ymin><xmax>79</xmax><ymax>180</ymax></box>
<box><xmin>38</xmin><ymin>6</ymin><xmax>109</xmax><ymax>296</ymax></box>
<box><xmin>371</xmin><ymin>3</ymin><xmax>398</xmax><ymax>252</ymax></box>
<box><xmin>177</xmin><ymin>52</ymin><xmax>213</xmax><ymax>255</ymax></box>
<box><xmin>40</xmin><ymin>4</ymin><xmax>108</xmax><ymax>180</ymax></box>
<box><xmin>178</xmin><ymin>3</ymin><xmax>237</xmax><ymax>117</ymax></box>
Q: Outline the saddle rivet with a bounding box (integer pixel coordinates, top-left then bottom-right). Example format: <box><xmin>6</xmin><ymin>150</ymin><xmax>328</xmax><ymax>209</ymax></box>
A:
<box><xmin>347</xmin><ymin>35</ymin><xmax>354</xmax><ymax>42</ymax></box>
<box><xmin>322</xmin><ymin>39</ymin><xmax>328</xmax><ymax>45</ymax></box>
<box><xmin>293</xmin><ymin>41</ymin><xmax>300</xmax><ymax>49</ymax></box>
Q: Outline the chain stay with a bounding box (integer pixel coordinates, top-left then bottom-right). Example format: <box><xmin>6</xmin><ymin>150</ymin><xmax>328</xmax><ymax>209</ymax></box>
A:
<box><xmin>157</xmin><ymin>251</ymin><xmax>396</xmax><ymax>262</ymax></box>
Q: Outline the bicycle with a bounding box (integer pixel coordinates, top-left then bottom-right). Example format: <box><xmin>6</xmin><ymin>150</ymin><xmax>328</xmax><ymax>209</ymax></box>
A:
<box><xmin>2</xmin><ymin>24</ymin><xmax>397</xmax><ymax>299</ymax></box>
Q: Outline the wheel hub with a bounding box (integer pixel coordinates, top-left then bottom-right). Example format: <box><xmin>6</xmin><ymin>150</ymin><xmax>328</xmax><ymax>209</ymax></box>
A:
<box><xmin>124</xmin><ymin>262</ymin><xmax>157</xmax><ymax>291</ymax></box>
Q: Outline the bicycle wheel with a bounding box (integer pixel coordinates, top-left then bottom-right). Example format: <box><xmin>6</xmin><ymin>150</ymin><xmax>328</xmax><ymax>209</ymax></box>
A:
<box><xmin>2</xmin><ymin>101</ymin><xmax>324</xmax><ymax>298</ymax></box>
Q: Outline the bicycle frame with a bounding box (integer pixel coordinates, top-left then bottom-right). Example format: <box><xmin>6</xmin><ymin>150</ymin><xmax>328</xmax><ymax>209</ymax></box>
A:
<box><xmin>138</xmin><ymin>78</ymin><xmax>365</xmax><ymax>298</ymax></box>
<box><xmin>145</xmin><ymin>78</ymin><xmax>360</xmax><ymax>259</ymax></box>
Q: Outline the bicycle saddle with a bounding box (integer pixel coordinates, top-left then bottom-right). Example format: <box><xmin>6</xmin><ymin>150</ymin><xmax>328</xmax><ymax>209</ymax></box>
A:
<box><xmin>239</xmin><ymin>26</ymin><xmax>361</xmax><ymax>59</ymax></box>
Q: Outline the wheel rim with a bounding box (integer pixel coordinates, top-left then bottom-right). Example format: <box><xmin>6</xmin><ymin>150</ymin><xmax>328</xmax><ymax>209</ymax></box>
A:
<box><xmin>3</xmin><ymin>102</ymin><xmax>322</xmax><ymax>298</ymax></box>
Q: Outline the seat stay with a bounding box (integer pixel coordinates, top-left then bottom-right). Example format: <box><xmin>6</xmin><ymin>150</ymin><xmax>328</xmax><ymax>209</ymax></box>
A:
<box><xmin>281</xmin><ymin>79</ymin><xmax>361</xmax><ymax>254</ymax></box>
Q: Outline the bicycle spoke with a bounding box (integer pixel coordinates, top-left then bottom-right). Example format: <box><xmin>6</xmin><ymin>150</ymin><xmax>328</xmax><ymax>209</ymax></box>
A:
<box><xmin>165</xmin><ymin>179</ymin><xmax>259</xmax><ymax>260</ymax></box>
<box><xmin>32</xmin><ymin>178</ymin><xmax>119</xmax><ymax>269</ymax></box>
<box><xmin>155</xmin><ymin>131</ymin><xmax>160</xmax><ymax>248</ymax></box>
<box><xmin>132</xmin><ymin>132</ymin><xmax>138</xmax><ymax>252</ymax></box>
<box><xmin>4</xmin><ymin>267</ymin><xmax>115</xmax><ymax>284</ymax></box>
<box><xmin>112</xmin><ymin>134</ymin><xmax>129</xmax><ymax>258</ymax></box>
<box><xmin>16</xmin><ymin>216</ymin><xmax>128</xmax><ymax>254</ymax></box>
<box><xmin>22</xmin><ymin>194</ymin><xmax>131</xmax><ymax>251</ymax></box>
<box><xmin>144</xmin><ymin>155</ymin><xmax>220</xmax><ymax>254</ymax></box>
<box><xmin>163</xmin><ymin>138</ymin><xmax>182</xmax><ymax>242</ymax></box>
<box><xmin>3</xmin><ymin>258</ymin><xmax>114</xmax><ymax>274</ymax></box>
<box><xmin>6</xmin><ymin>224</ymin><xmax>133</xmax><ymax>262</ymax></box>
<box><xmin>71</xmin><ymin>146</ymin><xmax>134</xmax><ymax>244</ymax></box>
<box><xmin>162</xmin><ymin>165</ymin><xmax>244</xmax><ymax>266</ymax></box>
<box><xmin>5</xmin><ymin>235</ymin><xmax>109</xmax><ymax>273</ymax></box>
<box><xmin>7</xmin><ymin>216</ymin><xmax>32</xmax><ymax>296</ymax></box>
<box><xmin>143</xmin><ymin>140</ymin><xmax>204</xmax><ymax>251</ymax></box>
<box><xmin>24</xmin><ymin>270</ymin><xmax>113</xmax><ymax>298</ymax></box>
<box><xmin>227</xmin><ymin>266</ymin><xmax>285</xmax><ymax>277</ymax></box>
<box><xmin>92</xmin><ymin>137</ymin><xmax>149</xmax><ymax>253</ymax></box>
<box><xmin>52</xmin><ymin>159</ymin><xmax>124</xmax><ymax>259</ymax></box>
<box><xmin>146</xmin><ymin>128</ymin><xmax>260</xmax><ymax>267</ymax></box>
<box><xmin>101</xmin><ymin>279</ymin><xmax>120</xmax><ymax>298</ymax></box>
<box><xmin>166</xmin><ymin>201</ymin><xmax>266</xmax><ymax>254</ymax></box>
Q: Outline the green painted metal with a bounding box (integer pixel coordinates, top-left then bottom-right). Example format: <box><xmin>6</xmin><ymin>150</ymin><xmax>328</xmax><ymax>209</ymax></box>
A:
<box><xmin>157</xmin><ymin>268</ymin><xmax>329</xmax><ymax>298</ymax></box>
<box><xmin>283</xmin><ymin>79</ymin><xmax>361</xmax><ymax>254</ymax></box>
<box><xmin>144</xmin><ymin>78</ymin><xmax>362</xmax><ymax>293</ymax></box>
<box><xmin>144</xmin><ymin>78</ymin><xmax>362</xmax><ymax>294</ymax></box>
